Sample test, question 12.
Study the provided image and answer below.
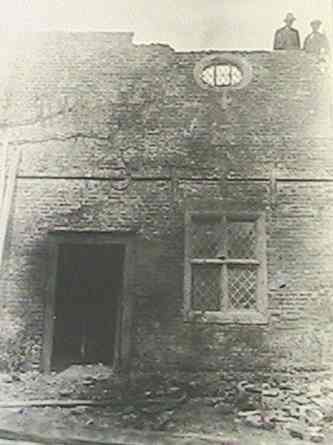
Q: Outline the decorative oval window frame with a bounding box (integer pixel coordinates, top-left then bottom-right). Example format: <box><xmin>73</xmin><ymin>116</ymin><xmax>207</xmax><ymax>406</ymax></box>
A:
<box><xmin>193</xmin><ymin>54</ymin><xmax>253</xmax><ymax>92</ymax></box>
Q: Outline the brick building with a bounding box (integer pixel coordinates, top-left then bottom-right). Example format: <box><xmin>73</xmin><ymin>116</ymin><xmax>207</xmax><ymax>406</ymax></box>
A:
<box><xmin>0</xmin><ymin>32</ymin><xmax>332</xmax><ymax>374</ymax></box>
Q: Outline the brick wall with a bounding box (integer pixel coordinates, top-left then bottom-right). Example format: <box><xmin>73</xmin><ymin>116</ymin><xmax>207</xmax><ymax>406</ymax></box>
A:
<box><xmin>0</xmin><ymin>32</ymin><xmax>332</xmax><ymax>373</ymax></box>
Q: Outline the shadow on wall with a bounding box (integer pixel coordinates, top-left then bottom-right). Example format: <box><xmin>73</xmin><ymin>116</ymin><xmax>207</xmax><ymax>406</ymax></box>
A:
<box><xmin>0</xmin><ymin>305</ymin><xmax>37</xmax><ymax>371</ymax></box>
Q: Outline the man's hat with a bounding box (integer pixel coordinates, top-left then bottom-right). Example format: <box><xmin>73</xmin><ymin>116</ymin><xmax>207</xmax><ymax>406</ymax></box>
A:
<box><xmin>284</xmin><ymin>12</ymin><xmax>296</xmax><ymax>22</ymax></box>
<box><xmin>310</xmin><ymin>19</ymin><xmax>322</xmax><ymax>27</ymax></box>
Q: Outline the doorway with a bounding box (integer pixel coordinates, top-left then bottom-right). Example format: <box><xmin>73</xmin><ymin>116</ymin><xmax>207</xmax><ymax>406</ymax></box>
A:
<box><xmin>50</xmin><ymin>242</ymin><xmax>125</xmax><ymax>370</ymax></box>
<box><xmin>49</xmin><ymin>242</ymin><xmax>124</xmax><ymax>370</ymax></box>
<box><xmin>42</xmin><ymin>232</ymin><xmax>136</xmax><ymax>373</ymax></box>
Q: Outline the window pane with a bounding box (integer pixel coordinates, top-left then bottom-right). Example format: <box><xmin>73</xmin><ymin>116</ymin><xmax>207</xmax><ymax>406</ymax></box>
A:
<box><xmin>227</xmin><ymin>221</ymin><xmax>256</xmax><ymax>259</ymax></box>
<box><xmin>231</xmin><ymin>65</ymin><xmax>243</xmax><ymax>85</ymax></box>
<box><xmin>201</xmin><ymin>66</ymin><xmax>215</xmax><ymax>86</ymax></box>
<box><xmin>216</xmin><ymin>65</ymin><xmax>231</xmax><ymax>86</ymax></box>
<box><xmin>228</xmin><ymin>265</ymin><xmax>257</xmax><ymax>309</ymax></box>
<box><xmin>191</xmin><ymin>217</ymin><xmax>221</xmax><ymax>258</ymax></box>
<box><xmin>192</xmin><ymin>264</ymin><xmax>221</xmax><ymax>311</ymax></box>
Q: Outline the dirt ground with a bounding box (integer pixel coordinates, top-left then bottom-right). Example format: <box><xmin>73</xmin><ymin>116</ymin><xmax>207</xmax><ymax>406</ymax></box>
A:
<box><xmin>0</xmin><ymin>365</ymin><xmax>332</xmax><ymax>444</ymax></box>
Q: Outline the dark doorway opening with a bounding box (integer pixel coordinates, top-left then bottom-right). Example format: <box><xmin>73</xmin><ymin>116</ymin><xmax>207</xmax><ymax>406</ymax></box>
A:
<box><xmin>51</xmin><ymin>243</ymin><xmax>125</xmax><ymax>370</ymax></box>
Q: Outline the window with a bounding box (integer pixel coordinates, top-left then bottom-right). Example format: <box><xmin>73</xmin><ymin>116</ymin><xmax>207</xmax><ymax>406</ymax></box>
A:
<box><xmin>184</xmin><ymin>211</ymin><xmax>267</xmax><ymax>324</ymax></box>
<box><xmin>201</xmin><ymin>64</ymin><xmax>243</xmax><ymax>87</ymax></box>
<box><xmin>193</xmin><ymin>54</ymin><xmax>253</xmax><ymax>92</ymax></box>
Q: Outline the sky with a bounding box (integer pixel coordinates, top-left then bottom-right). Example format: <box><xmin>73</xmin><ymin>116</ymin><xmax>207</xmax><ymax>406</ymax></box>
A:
<box><xmin>0</xmin><ymin>0</ymin><xmax>331</xmax><ymax>50</ymax></box>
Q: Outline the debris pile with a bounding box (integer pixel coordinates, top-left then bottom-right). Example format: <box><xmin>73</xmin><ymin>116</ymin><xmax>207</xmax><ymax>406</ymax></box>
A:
<box><xmin>3</xmin><ymin>366</ymin><xmax>333</xmax><ymax>442</ymax></box>
<box><xmin>235</xmin><ymin>375</ymin><xmax>333</xmax><ymax>443</ymax></box>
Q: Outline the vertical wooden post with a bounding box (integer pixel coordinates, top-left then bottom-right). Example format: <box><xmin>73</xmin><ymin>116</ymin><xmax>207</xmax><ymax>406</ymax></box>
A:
<box><xmin>0</xmin><ymin>131</ymin><xmax>8</xmax><ymax>210</ymax></box>
<box><xmin>0</xmin><ymin>147</ymin><xmax>21</xmax><ymax>270</ymax></box>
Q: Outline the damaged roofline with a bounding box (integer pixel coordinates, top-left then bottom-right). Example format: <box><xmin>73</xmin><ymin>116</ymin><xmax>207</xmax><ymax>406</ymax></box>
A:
<box><xmin>0</xmin><ymin>30</ymin><xmax>310</xmax><ymax>54</ymax></box>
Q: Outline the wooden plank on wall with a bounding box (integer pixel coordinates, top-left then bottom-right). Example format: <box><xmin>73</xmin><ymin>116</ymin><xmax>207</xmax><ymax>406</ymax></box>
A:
<box><xmin>0</xmin><ymin>147</ymin><xmax>21</xmax><ymax>270</ymax></box>
<box><xmin>0</xmin><ymin>131</ymin><xmax>8</xmax><ymax>211</ymax></box>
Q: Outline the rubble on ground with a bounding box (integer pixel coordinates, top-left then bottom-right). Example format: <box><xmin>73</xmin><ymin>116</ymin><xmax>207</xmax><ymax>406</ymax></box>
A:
<box><xmin>2</xmin><ymin>366</ymin><xmax>333</xmax><ymax>442</ymax></box>
<box><xmin>235</xmin><ymin>374</ymin><xmax>333</xmax><ymax>442</ymax></box>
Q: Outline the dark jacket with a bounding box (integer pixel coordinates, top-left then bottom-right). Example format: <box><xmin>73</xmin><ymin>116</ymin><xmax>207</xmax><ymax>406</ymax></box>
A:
<box><xmin>274</xmin><ymin>26</ymin><xmax>301</xmax><ymax>50</ymax></box>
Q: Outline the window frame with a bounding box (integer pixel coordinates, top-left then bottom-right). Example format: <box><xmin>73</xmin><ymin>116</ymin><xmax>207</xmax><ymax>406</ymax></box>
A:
<box><xmin>200</xmin><ymin>64</ymin><xmax>243</xmax><ymax>88</ymax></box>
<box><xmin>184</xmin><ymin>211</ymin><xmax>268</xmax><ymax>325</ymax></box>
<box><xmin>193</xmin><ymin>54</ymin><xmax>253</xmax><ymax>92</ymax></box>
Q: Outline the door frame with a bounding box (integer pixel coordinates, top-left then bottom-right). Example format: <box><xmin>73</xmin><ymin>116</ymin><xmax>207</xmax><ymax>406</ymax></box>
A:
<box><xmin>41</xmin><ymin>231</ymin><xmax>136</xmax><ymax>373</ymax></box>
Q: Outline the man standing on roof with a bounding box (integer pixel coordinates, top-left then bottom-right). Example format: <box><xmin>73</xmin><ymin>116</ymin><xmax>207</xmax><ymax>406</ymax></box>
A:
<box><xmin>273</xmin><ymin>13</ymin><xmax>301</xmax><ymax>50</ymax></box>
<box><xmin>303</xmin><ymin>20</ymin><xmax>330</xmax><ymax>56</ymax></box>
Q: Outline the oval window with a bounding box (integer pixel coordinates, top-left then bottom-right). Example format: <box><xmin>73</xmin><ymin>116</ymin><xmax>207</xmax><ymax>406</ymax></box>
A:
<box><xmin>194</xmin><ymin>54</ymin><xmax>252</xmax><ymax>91</ymax></box>
<box><xmin>201</xmin><ymin>64</ymin><xmax>243</xmax><ymax>87</ymax></box>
